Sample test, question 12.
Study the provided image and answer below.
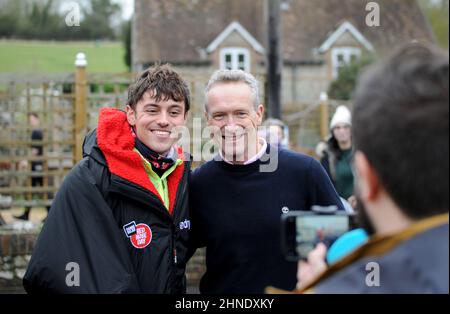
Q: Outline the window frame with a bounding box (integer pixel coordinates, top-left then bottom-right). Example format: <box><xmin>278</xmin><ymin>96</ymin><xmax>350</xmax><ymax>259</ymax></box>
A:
<box><xmin>220</xmin><ymin>47</ymin><xmax>251</xmax><ymax>72</ymax></box>
<box><xmin>331</xmin><ymin>47</ymin><xmax>361</xmax><ymax>79</ymax></box>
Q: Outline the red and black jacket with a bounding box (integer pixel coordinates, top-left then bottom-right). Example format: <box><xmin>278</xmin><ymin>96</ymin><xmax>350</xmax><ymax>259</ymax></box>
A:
<box><xmin>24</xmin><ymin>108</ymin><xmax>191</xmax><ymax>294</ymax></box>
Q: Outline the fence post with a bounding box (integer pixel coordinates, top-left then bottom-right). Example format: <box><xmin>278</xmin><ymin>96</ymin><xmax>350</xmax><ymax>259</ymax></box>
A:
<box><xmin>319</xmin><ymin>92</ymin><xmax>329</xmax><ymax>140</ymax></box>
<box><xmin>74</xmin><ymin>53</ymin><xmax>87</xmax><ymax>163</ymax></box>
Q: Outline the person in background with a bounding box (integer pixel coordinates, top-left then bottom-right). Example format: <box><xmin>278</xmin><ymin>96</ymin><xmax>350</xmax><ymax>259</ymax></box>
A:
<box><xmin>14</xmin><ymin>113</ymin><xmax>50</xmax><ymax>221</ymax></box>
<box><xmin>259</xmin><ymin>118</ymin><xmax>289</xmax><ymax>149</ymax></box>
<box><xmin>319</xmin><ymin>106</ymin><xmax>355</xmax><ymax>207</ymax></box>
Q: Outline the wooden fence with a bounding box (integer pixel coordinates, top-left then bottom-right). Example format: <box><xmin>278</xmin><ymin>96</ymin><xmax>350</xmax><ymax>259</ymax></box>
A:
<box><xmin>0</xmin><ymin>53</ymin><xmax>344</xmax><ymax>210</ymax></box>
<box><xmin>0</xmin><ymin>54</ymin><xmax>135</xmax><ymax>209</ymax></box>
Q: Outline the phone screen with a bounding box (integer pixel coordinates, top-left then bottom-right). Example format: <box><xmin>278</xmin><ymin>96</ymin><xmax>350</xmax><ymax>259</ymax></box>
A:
<box><xmin>281</xmin><ymin>211</ymin><xmax>351</xmax><ymax>261</ymax></box>
<box><xmin>295</xmin><ymin>215</ymin><xmax>349</xmax><ymax>259</ymax></box>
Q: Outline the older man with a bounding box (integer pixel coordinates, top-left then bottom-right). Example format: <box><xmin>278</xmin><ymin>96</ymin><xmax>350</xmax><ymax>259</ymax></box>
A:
<box><xmin>189</xmin><ymin>70</ymin><xmax>344</xmax><ymax>294</ymax></box>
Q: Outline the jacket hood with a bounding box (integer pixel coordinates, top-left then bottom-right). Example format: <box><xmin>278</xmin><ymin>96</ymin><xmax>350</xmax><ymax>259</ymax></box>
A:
<box><xmin>82</xmin><ymin>128</ymin><xmax>103</xmax><ymax>161</ymax></box>
<box><xmin>86</xmin><ymin>107</ymin><xmax>186</xmax><ymax>214</ymax></box>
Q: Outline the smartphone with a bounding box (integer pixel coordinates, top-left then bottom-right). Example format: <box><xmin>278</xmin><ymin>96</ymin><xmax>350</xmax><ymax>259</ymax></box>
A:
<box><xmin>281</xmin><ymin>207</ymin><xmax>352</xmax><ymax>261</ymax></box>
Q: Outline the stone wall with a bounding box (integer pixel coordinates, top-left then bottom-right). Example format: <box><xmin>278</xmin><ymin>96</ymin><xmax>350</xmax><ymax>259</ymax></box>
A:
<box><xmin>186</xmin><ymin>248</ymin><xmax>206</xmax><ymax>293</ymax></box>
<box><xmin>0</xmin><ymin>226</ymin><xmax>206</xmax><ymax>294</ymax></box>
<box><xmin>0</xmin><ymin>227</ymin><xmax>39</xmax><ymax>293</ymax></box>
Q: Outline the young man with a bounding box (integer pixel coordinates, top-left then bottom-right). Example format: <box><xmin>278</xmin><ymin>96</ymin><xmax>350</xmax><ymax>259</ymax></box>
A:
<box><xmin>188</xmin><ymin>70</ymin><xmax>344</xmax><ymax>294</ymax></box>
<box><xmin>24</xmin><ymin>64</ymin><xmax>192</xmax><ymax>293</ymax></box>
<box><xmin>294</xmin><ymin>44</ymin><xmax>449</xmax><ymax>293</ymax></box>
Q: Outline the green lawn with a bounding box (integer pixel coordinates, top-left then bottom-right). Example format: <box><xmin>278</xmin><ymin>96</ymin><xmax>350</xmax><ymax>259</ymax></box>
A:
<box><xmin>0</xmin><ymin>40</ymin><xmax>128</xmax><ymax>73</ymax></box>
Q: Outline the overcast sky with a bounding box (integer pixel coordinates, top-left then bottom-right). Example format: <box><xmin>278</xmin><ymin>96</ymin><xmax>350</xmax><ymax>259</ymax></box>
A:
<box><xmin>113</xmin><ymin>0</ymin><xmax>134</xmax><ymax>20</ymax></box>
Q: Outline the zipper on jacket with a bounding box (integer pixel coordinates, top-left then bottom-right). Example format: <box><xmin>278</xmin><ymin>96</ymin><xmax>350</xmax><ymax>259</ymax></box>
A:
<box><xmin>171</xmin><ymin>223</ymin><xmax>178</xmax><ymax>266</ymax></box>
<box><xmin>173</xmin><ymin>248</ymin><xmax>178</xmax><ymax>264</ymax></box>
<box><xmin>170</xmin><ymin>161</ymin><xmax>190</xmax><ymax>219</ymax></box>
<box><xmin>170</xmin><ymin>162</ymin><xmax>189</xmax><ymax>275</ymax></box>
<box><xmin>169</xmin><ymin>162</ymin><xmax>189</xmax><ymax>293</ymax></box>
<box><xmin>167</xmin><ymin>223</ymin><xmax>178</xmax><ymax>293</ymax></box>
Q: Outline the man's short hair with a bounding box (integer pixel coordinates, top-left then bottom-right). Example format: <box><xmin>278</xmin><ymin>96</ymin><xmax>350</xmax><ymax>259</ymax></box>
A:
<box><xmin>127</xmin><ymin>63</ymin><xmax>190</xmax><ymax>113</ymax></box>
<box><xmin>204</xmin><ymin>70</ymin><xmax>260</xmax><ymax>112</ymax></box>
<box><xmin>262</xmin><ymin>118</ymin><xmax>286</xmax><ymax>130</ymax></box>
<box><xmin>353</xmin><ymin>43</ymin><xmax>449</xmax><ymax>219</ymax></box>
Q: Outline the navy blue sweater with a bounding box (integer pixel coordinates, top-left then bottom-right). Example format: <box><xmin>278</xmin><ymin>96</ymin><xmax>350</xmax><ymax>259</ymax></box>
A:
<box><xmin>189</xmin><ymin>147</ymin><xmax>344</xmax><ymax>294</ymax></box>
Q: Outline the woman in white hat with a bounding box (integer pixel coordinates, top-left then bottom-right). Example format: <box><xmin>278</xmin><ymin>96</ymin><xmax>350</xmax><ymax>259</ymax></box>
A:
<box><xmin>319</xmin><ymin>106</ymin><xmax>354</xmax><ymax>205</ymax></box>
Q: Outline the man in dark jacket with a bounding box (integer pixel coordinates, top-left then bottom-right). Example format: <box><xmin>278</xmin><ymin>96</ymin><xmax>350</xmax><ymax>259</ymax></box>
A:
<box><xmin>23</xmin><ymin>64</ymin><xmax>192</xmax><ymax>293</ymax></box>
<box><xmin>293</xmin><ymin>44</ymin><xmax>449</xmax><ymax>294</ymax></box>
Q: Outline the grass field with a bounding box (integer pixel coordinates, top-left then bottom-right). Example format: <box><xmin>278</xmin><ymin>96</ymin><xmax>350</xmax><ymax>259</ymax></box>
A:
<box><xmin>0</xmin><ymin>40</ymin><xmax>128</xmax><ymax>73</ymax></box>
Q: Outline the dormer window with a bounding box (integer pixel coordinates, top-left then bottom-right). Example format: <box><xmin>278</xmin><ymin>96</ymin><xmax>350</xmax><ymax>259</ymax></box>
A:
<box><xmin>331</xmin><ymin>47</ymin><xmax>361</xmax><ymax>78</ymax></box>
<box><xmin>220</xmin><ymin>48</ymin><xmax>250</xmax><ymax>72</ymax></box>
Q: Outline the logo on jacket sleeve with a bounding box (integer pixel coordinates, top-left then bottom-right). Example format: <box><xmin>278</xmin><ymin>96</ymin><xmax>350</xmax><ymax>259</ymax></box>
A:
<box><xmin>123</xmin><ymin>221</ymin><xmax>152</xmax><ymax>249</ymax></box>
<box><xmin>179</xmin><ymin>219</ymin><xmax>191</xmax><ymax>230</ymax></box>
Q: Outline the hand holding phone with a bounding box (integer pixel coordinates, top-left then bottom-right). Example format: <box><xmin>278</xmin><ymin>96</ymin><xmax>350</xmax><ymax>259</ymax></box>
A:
<box><xmin>296</xmin><ymin>243</ymin><xmax>328</xmax><ymax>290</ymax></box>
<box><xmin>281</xmin><ymin>206</ymin><xmax>352</xmax><ymax>261</ymax></box>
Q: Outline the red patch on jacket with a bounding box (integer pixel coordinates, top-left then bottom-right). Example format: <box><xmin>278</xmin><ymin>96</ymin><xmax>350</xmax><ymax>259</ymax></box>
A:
<box><xmin>130</xmin><ymin>223</ymin><xmax>152</xmax><ymax>249</ymax></box>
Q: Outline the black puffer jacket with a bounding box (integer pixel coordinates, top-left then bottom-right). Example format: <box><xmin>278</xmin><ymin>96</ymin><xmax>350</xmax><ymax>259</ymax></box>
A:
<box><xmin>23</xmin><ymin>108</ymin><xmax>191</xmax><ymax>294</ymax></box>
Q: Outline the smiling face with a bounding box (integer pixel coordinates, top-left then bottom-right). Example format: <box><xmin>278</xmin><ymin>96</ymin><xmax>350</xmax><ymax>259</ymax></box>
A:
<box><xmin>205</xmin><ymin>82</ymin><xmax>264</xmax><ymax>163</ymax></box>
<box><xmin>126</xmin><ymin>90</ymin><xmax>187</xmax><ymax>155</ymax></box>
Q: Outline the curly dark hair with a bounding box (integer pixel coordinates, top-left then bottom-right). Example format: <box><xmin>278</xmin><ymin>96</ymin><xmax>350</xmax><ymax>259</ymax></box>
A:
<box><xmin>127</xmin><ymin>63</ymin><xmax>190</xmax><ymax>113</ymax></box>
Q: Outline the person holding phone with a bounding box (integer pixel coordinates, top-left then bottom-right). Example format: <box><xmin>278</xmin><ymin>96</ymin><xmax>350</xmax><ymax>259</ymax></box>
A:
<box><xmin>293</xmin><ymin>44</ymin><xmax>449</xmax><ymax>293</ymax></box>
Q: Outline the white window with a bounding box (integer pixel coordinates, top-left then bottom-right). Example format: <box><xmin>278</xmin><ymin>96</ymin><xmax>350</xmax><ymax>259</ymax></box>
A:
<box><xmin>220</xmin><ymin>48</ymin><xmax>250</xmax><ymax>72</ymax></box>
<box><xmin>331</xmin><ymin>47</ymin><xmax>361</xmax><ymax>79</ymax></box>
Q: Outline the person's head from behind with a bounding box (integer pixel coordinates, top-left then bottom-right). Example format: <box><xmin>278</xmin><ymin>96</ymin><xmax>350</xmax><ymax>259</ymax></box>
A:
<box><xmin>204</xmin><ymin>70</ymin><xmax>264</xmax><ymax>163</ymax></box>
<box><xmin>28</xmin><ymin>113</ymin><xmax>40</xmax><ymax>127</ymax></box>
<box><xmin>126</xmin><ymin>64</ymin><xmax>190</xmax><ymax>156</ymax></box>
<box><xmin>330</xmin><ymin>106</ymin><xmax>352</xmax><ymax>150</ymax></box>
<box><xmin>352</xmin><ymin>43</ymin><xmax>449</xmax><ymax>235</ymax></box>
